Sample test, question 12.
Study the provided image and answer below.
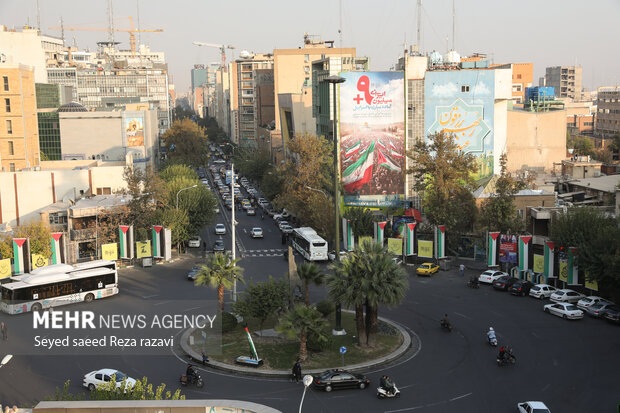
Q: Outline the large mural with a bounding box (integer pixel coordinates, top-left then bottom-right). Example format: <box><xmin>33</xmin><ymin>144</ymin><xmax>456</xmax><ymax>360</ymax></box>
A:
<box><xmin>425</xmin><ymin>70</ymin><xmax>495</xmax><ymax>179</ymax></box>
<box><xmin>339</xmin><ymin>72</ymin><xmax>405</xmax><ymax>207</ymax></box>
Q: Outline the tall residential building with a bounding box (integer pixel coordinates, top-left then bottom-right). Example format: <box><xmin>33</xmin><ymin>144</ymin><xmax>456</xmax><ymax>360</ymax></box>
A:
<box><xmin>0</xmin><ymin>64</ymin><xmax>40</xmax><ymax>171</ymax></box>
<box><xmin>0</xmin><ymin>26</ymin><xmax>49</xmax><ymax>83</ymax></box>
<box><xmin>191</xmin><ymin>65</ymin><xmax>208</xmax><ymax>116</ymax></box>
<box><xmin>541</xmin><ymin>65</ymin><xmax>583</xmax><ymax>100</ymax></box>
<box><xmin>596</xmin><ymin>86</ymin><xmax>620</xmax><ymax>138</ymax></box>
<box><xmin>273</xmin><ymin>34</ymin><xmax>356</xmax><ymax>140</ymax></box>
<box><xmin>36</xmin><ymin>83</ymin><xmax>73</xmax><ymax>161</ymax></box>
<box><xmin>491</xmin><ymin>63</ymin><xmax>533</xmax><ymax>106</ymax></box>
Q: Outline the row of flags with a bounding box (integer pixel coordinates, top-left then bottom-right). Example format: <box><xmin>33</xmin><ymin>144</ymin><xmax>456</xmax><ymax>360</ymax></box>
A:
<box><xmin>342</xmin><ymin>139</ymin><xmax>404</xmax><ymax>192</ymax></box>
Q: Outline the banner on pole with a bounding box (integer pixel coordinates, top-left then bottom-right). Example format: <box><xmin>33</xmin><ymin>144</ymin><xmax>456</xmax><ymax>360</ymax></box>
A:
<box><xmin>31</xmin><ymin>254</ymin><xmax>48</xmax><ymax>270</ymax></box>
<box><xmin>387</xmin><ymin>238</ymin><xmax>402</xmax><ymax>256</ymax></box>
<box><xmin>405</xmin><ymin>222</ymin><xmax>416</xmax><ymax>256</ymax></box>
<box><xmin>435</xmin><ymin>226</ymin><xmax>446</xmax><ymax>259</ymax></box>
<box><xmin>12</xmin><ymin>238</ymin><xmax>30</xmax><ymax>275</ymax></box>
<box><xmin>50</xmin><ymin>232</ymin><xmax>66</xmax><ymax>265</ymax></box>
<box><xmin>544</xmin><ymin>241</ymin><xmax>555</xmax><ymax>280</ymax></box>
<box><xmin>533</xmin><ymin>254</ymin><xmax>544</xmax><ymax>274</ymax></box>
<box><xmin>488</xmin><ymin>232</ymin><xmax>500</xmax><ymax>267</ymax></box>
<box><xmin>518</xmin><ymin>235</ymin><xmax>532</xmax><ymax>275</ymax></box>
<box><xmin>152</xmin><ymin>225</ymin><xmax>164</xmax><ymax>258</ymax></box>
<box><xmin>119</xmin><ymin>225</ymin><xmax>134</xmax><ymax>259</ymax></box>
<box><xmin>374</xmin><ymin>222</ymin><xmax>387</xmax><ymax>246</ymax></box>
<box><xmin>342</xmin><ymin>218</ymin><xmax>354</xmax><ymax>251</ymax></box>
<box><xmin>164</xmin><ymin>228</ymin><xmax>172</xmax><ymax>261</ymax></box>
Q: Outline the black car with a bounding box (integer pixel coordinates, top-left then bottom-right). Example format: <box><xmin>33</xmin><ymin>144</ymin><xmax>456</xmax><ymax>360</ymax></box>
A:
<box><xmin>213</xmin><ymin>240</ymin><xmax>225</xmax><ymax>252</ymax></box>
<box><xmin>509</xmin><ymin>280</ymin><xmax>535</xmax><ymax>296</ymax></box>
<box><xmin>492</xmin><ymin>276</ymin><xmax>520</xmax><ymax>291</ymax></box>
<box><xmin>312</xmin><ymin>369</ymin><xmax>370</xmax><ymax>392</ymax></box>
<box><xmin>603</xmin><ymin>305</ymin><xmax>620</xmax><ymax>324</ymax></box>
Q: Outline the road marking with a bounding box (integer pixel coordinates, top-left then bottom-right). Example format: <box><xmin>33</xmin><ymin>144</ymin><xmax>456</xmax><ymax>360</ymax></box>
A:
<box><xmin>449</xmin><ymin>392</ymin><xmax>472</xmax><ymax>401</ymax></box>
<box><xmin>141</xmin><ymin>294</ymin><xmax>158</xmax><ymax>299</ymax></box>
<box><xmin>153</xmin><ymin>301</ymin><xmax>172</xmax><ymax>306</ymax></box>
<box><xmin>184</xmin><ymin>306</ymin><xmax>201</xmax><ymax>312</ymax></box>
<box><xmin>454</xmin><ymin>312</ymin><xmax>472</xmax><ymax>320</ymax></box>
<box><xmin>541</xmin><ymin>383</ymin><xmax>550</xmax><ymax>392</ymax></box>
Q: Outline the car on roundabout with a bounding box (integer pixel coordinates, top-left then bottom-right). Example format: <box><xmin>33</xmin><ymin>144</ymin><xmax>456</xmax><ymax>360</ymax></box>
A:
<box><xmin>83</xmin><ymin>369</ymin><xmax>136</xmax><ymax>391</ymax></box>
<box><xmin>312</xmin><ymin>369</ymin><xmax>370</xmax><ymax>392</ymax></box>
<box><xmin>517</xmin><ymin>401</ymin><xmax>551</xmax><ymax>413</ymax></box>
<box><xmin>528</xmin><ymin>284</ymin><xmax>557</xmax><ymax>299</ymax></box>
<box><xmin>250</xmin><ymin>227</ymin><xmax>263</xmax><ymax>238</ymax></box>
<box><xmin>215</xmin><ymin>224</ymin><xmax>226</xmax><ymax>235</ymax></box>
<box><xmin>187</xmin><ymin>265</ymin><xmax>201</xmax><ymax>281</ymax></box>
<box><xmin>416</xmin><ymin>262</ymin><xmax>440</xmax><ymax>276</ymax></box>
<box><xmin>543</xmin><ymin>302</ymin><xmax>584</xmax><ymax>320</ymax></box>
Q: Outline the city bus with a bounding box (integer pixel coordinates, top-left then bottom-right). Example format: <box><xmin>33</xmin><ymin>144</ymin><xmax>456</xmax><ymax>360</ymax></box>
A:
<box><xmin>0</xmin><ymin>260</ymin><xmax>118</xmax><ymax>314</ymax></box>
<box><xmin>292</xmin><ymin>227</ymin><xmax>328</xmax><ymax>261</ymax></box>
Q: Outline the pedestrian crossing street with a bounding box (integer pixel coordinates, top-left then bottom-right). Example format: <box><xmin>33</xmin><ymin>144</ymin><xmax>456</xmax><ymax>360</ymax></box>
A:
<box><xmin>242</xmin><ymin>248</ymin><xmax>287</xmax><ymax>258</ymax></box>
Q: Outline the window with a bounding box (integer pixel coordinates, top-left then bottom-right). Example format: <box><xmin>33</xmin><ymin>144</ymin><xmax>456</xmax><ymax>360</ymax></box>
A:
<box><xmin>8</xmin><ymin>141</ymin><xmax>14</xmax><ymax>155</ymax></box>
<box><xmin>516</xmin><ymin>74</ymin><xmax>522</xmax><ymax>80</ymax></box>
<box><xmin>96</xmin><ymin>188</ymin><xmax>112</xmax><ymax>195</ymax></box>
<box><xmin>4</xmin><ymin>98</ymin><xmax>10</xmax><ymax>113</ymax></box>
<box><xmin>6</xmin><ymin>119</ymin><xmax>12</xmax><ymax>134</ymax></box>
<box><xmin>304</xmin><ymin>54</ymin><xmax>309</xmax><ymax>62</ymax></box>
<box><xmin>461</xmin><ymin>85</ymin><xmax>470</xmax><ymax>92</ymax></box>
<box><xmin>2</xmin><ymin>76</ymin><xmax>8</xmax><ymax>91</ymax></box>
<box><xmin>9</xmin><ymin>163</ymin><xmax>15</xmax><ymax>172</ymax></box>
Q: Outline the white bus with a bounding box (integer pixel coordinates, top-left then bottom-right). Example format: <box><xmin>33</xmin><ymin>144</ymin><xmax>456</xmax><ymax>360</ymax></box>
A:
<box><xmin>292</xmin><ymin>227</ymin><xmax>328</xmax><ymax>261</ymax></box>
<box><xmin>0</xmin><ymin>260</ymin><xmax>118</xmax><ymax>314</ymax></box>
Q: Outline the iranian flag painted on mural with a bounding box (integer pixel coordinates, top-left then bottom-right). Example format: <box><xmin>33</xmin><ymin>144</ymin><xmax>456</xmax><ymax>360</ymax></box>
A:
<box><xmin>342</xmin><ymin>140</ymin><xmax>375</xmax><ymax>192</ymax></box>
<box><xmin>344</xmin><ymin>141</ymin><xmax>361</xmax><ymax>158</ymax></box>
<box><xmin>377</xmin><ymin>149</ymin><xmax>401</xmax><ymax>172</ymax></box>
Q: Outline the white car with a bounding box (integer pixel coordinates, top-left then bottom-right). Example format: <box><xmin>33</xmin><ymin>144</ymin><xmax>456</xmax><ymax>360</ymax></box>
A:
<box><xmin>544</xmin><ymin>302</ymin><xmax>584</xmax><ymax>320</ymax></box>
<box><xmin>215</xmin><ymin>224</ymin><xmax>226</xmax><ymax>235</ymax></box>
<box><xmin>187</xmin><ymin>236</ymin><xmax>201</xmax><ymax>248</ymax></box>
<box><xmin>528</xmin><ymin>284</ymin><xmax>557</xmax><ymax>299</ymax></box>
<box><xmin>251</xmin><ymin>227</ymin><xmax>263</xmax><ymax>238</ymax></box>
<box><xmin>517</xmin><ymin>401</ymin><xmax>551</xmax><ymax>413</ymax></box>
<box><xmin>550</xmin><ymin>289</ymin><xmax>585</xmax><ymax>303</ymax></box>
<box><xmin>83</xmin><ymin>369</ymin><xmax>136</xmax><ymax>391</ymax></box>
<box><xmin>576</xmin><ymin>296</ymin><xmax>611</xmax><ymax>311</ymax></box>
<box><xmin>478</xmin><ymin>270</ymin><xmax>507</xmax><ymax>284</ymax></box>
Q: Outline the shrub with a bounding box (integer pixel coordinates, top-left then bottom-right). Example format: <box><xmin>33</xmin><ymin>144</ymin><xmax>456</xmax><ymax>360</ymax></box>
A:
<box><xmin>307</xmin><ymin>332</ymin><xmax>332</xmax><ymax>352</ymax></box>
<box><xmin>315</xmin><ymin>300</ymin><xmax>334</xmax><ymax>318</ymax></box>
<box><xmin>221</xmin><ymin>311</ymin><xmax>238</xmax><ymax>333</ymax></box>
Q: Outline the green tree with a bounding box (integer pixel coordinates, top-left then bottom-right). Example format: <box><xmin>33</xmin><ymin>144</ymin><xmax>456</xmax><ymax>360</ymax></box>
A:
<box><xmin>150</xmin><ymin>208</ymin><xmax>190</xmax><ymax>250</ymax></box>
<box><xmin>260</xmin><ymin>167</ymin><xmax>284</xmax><ymax>201</ymax></box>
<box><xmin>550</xmin><ymin>207</ymin><xmax>620</xmax><ymax>296</ymax></box>
<box><xmin>195</xmin><ymin>252</ymin><xmax>244</xmax><ymax>311</ymax></box>
<box><xmin>344</xmin><ymin>207</ymin><xmax>375</xmax><ymax>238</ymax></box>
<box><xmin>406</xmin><ymin>131</ymin><xmax>478</xmax><ymax>236</ymax></box>
<box><xmin>296</xmin><ymin>262</ymin><xmax>324</xmax><ymax>307</ymax></box>
<box><xmin>328</xmin><ymin>240</ymin><xmax>408</xmax><ymax>347</ymax></box>
<box><xmin>1</xmin><ymin>220</ymin><xmax>53</xmax><ymax>259</ymax></box>
<box><xmin>49</xmin><ymin>378</ymin><xmax>185</xmax><ymax>401</ymax></box>
<box><xmin>159</xmin><ymin>164</ymin><xmax>199</xmax><ymax>182</ymax></box>
<box><xmin>478</xmin><ymin>153</ymin><xmax>526</xmax><ymax>234</ymax></box>
<box><xmin>571</xmin><ymin>136</ymin><xmax>595</xmax><ymax>157</ymax></box>
<box><xmin>162</xmin><ymin>119</ymin><xmax>207</xmax><ymax>166</ymax></box>
<box><xmin>277</xmin><ymin>304</ymin><xmax>328</xmax><ymax>361</ymax></box>
<box><xmin>162</xmin><ymin>174</ymin><xmax>217</xmax><ymax>233</ymax></box>
<box><xmin>234</xmin><ymin>148</ymin><xmax>272</xmax><ymax>182</ymax></box>
<box><xmin>232</xmin><ymin>277</ymin><xmax>289</xmax><ymax>331</ymax></box>
<box><xmin>120</xmin><ymin>166</ymin><xmax>165</xmax><ymax>226</ymax></box>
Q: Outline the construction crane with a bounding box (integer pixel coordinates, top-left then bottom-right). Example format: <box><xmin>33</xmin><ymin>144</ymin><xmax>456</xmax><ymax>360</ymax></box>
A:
<box><xmin>193</xmin><ymin>41</ymin><xmax>235</xmax><ymax>69</ymax></box>
<box><xmin>49</xmin><ymin>17</ymin><xmax>163</xmax><ymax>56</ymax></box>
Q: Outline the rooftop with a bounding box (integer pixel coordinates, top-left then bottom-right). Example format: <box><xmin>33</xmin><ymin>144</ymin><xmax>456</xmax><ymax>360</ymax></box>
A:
<box><xmin>569</xmin><ymin>175</ymin><xmax>620</xmax><ymax>193</ymax></box>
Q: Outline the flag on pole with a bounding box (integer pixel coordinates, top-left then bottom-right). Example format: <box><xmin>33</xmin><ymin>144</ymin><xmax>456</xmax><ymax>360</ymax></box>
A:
<box><xmin>376</xmin><ymin>139</ymin><xmax>387</xmax><ymax>150</ymax></box>
<box><xmin>544</xmin><ymin>241</ymin><xmax>555</xmax><ymax>280</ymax></box>
<box><xmin>488</xmin><ymin>232</ymin><xmax>500</xmax><ymax>267</ymax></box>
<box><xmin>389</xmin><ymin>148</ymin><xmax>404</xmax><ymax>158</ymax></box>
<box><xmin>435</xmin><ymin>226</ymin><xmax>446</xmax><ymax>259</ymax></box>
<box><xmin>344</xmin><ymin>141</ymin><xmax>361</xmax><ymax>158</ymax></box>
<box><xmin>119</xmin><ymin>225</ymin><xmax>134</xmax><ymax>259</ymax></box>
<box><xmin>50</xmin><ymin>232</ymin><xmax>66</xmax><ymax>265</ymax></box>
<box><xmin>342</xmin><ymin>218</ymin><xmax>354</xmax><ymax>251</ymax></box>
<box><xmin>389</xmin><ymin>141</ymin><xmax>397</xmax><ymax>151</ymax></box>
<box><xmin>13</xmin><ymin>238</ymin><xmax>31</xmax><ymax>274</ymax></box>
<box><xmin>567</xmin><ymin>247</ymin><xmax>579</xmax><ymax>285</ymax></box>
<box><xmin>518</xmin><ymin>235</ymin><xmax>532</xmax><ymax>275</ymax></box>
<box><xmin>405</xmin><ymin>222</ymin><xmax>416</xmax><ymax>256</ymax></box>
<box><xmin>374</xmin><ymin>221</ymin><xmax>386</xmax><ymax>246</ymax></box>
<box><xmin>152</xmin><ymin>225</ymin><xmax>164</xmax><ymax>258</ymax></box>
<box><xmin>377</xmin><ymin>149</ymin><xmax>401</xmax><ymax>172</ymax></box>
<box><xmin>244</xmin><ymin>326</ymin><xmax>260</xmax><ymax>361</ymax></box>
<box><xmin>343</xmin><ymin>141</ymin><xmax>375</xmax><ymax>192</ymax></box>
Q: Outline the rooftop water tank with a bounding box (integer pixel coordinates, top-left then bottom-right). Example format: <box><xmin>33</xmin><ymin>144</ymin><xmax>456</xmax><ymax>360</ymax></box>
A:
<box><xmin>444</xmin><ymin>50</ymin><xmax>461</xmax><ymax>65</ymax></box>
<box><xmin>239</xmin><ymin>50</ymin><xmax>251</xmax><ymax>59</ymax></box>
<box><xmin>429</xmin><ymin>50</ymin><xmax>443</xmax><ymax>65</ymax></box>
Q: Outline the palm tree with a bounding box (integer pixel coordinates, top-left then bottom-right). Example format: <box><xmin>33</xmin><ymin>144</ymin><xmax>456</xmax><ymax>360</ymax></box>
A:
<box><xmin>296</xmin><ymin>262</ymin><xmax>324</xmax><ymax>307</ymax></box>
<box><xmin>277</xmin><ymin>304</ymin><xmax>328</xmax><ymax>361</ymax></box>
<box><xmin>195</xmin><ymin>252</ymin><xmax>244</xmax><ymax>311</ymax></box>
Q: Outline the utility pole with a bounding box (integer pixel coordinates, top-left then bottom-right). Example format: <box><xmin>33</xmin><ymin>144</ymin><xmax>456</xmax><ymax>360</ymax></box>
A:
<box><xmin>417</xmin><ymin>0</ymin><xmax>422</xmax><ymax>50</ymax></box>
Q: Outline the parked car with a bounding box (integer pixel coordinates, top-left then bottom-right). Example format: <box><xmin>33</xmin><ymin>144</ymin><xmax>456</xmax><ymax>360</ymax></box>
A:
<box><xmin>550</xmin><ymin>289</ymin><xmax>585</xmax><ymax>303</ymax></box>
<box><xmin>509</xmin><ymin>280</ymin><xmax>535</xmax><ymax>296</ymax></box>
<box><xmin>280</xmin><ymin>225</ymin><xmax>294</xmax><ymax>234</ymax></box>
<box><xmin>492</xmin><ymin>276</ymin><xmax>520</xmax><ymax>291</ymax></box>
<box><xmin>213</xmin><ymin>239</ymin><xmax>225</xmax><ymax>252</ymax></box>
<box><xmin>585</xmin><ymin>302</ymin><xmax>617</xmax><ymax>318</ymax></box>
<box><xmin>416</xmin><ymin>262</ymin><xmax>440</xmax><ymax>276</ymax></box>
<box><xmin>250</xmin><ymin>227</ymin><xmax>264</xmax><ymax>238</ymax></box>
<box><xmin>543</xmin><ymin>302</ymin><xmax>584</xmax><ymax>320</ymax></box>
<box><xmin>529</xmin><ymin>284</ymin><xmax>557</xmax><ymax>299</ymax></box>
<box><xmin>603</xmin><ymin>305</ymin><xmax>620</xmax><ymax>324</ymax></box>
<box><xmin>215</xmin><ymin>224</ymin><xmax>226</xmax><ymax>235</ymax></box>
<box><xmin>328</xmin><ymin>250</ymin><xmax>348</xmax><ymax>261</ymax></box>
<box><xmin>187</xmin><ymin>236</ymin><xmax>201</xmax><ymax>248</ymax></box>
<box><xmin>478</xmin><ymin>270</ymin><xmax>508</xmax><ymax>284</ymax></box>
<box><xmin>311</xmin><ymin>369</ymin><xmax>370</xmax><ymax>392</ymax></box>
<box><xmin>576</xmin><ymin>296</ymin><xmax>612</xmax><ymax>311</ymax></box>
<box><xmin>278</xmin><ymin>220</ymin><xmax>290</xmax><ymax>231</ymax></box>
<box><xmin>83</xmin><ymin>369</ymin><xmax>136</xmax><ymax>391</ymax></box>
<box><xmin>517</xmin><ymin>401</ymin><xmax>551</xmax><ymax>413</ymax></box>
<box><xmin>187</xmin><ymin>265</ymin><xmax>200</xmax><ymax>281</ymax></box>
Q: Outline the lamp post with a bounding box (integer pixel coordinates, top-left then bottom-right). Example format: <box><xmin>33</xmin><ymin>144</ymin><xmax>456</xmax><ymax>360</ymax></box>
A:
<box><xmin>0</xmin><ymin>354</ymin><xmax>13</xmax><ymax>368</ymax></box>
<box><xmin>324</xmin><ymin>74</ymin><xmax>346</xmax><ymax>336</ymax></box>
<box><xmin>176</xmin><ymin>185</ymin><xmax>198</xmax><ymax>210</ymax></box>
<box><xmin>220</xmin><ymin>142</ymin><xmax>239</xmax><ymax>302</ymax></box>
<box><xmin>299</xmin><ymin>375</ymin><xmax>313</xmax><ymax>413</ymax></box>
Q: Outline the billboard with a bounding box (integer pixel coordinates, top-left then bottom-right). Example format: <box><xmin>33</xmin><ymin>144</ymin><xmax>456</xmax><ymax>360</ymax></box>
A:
<box><xmin>499</xmin><ymin>234</ymin><xmax>517</xmax><ymax>264</ymax></box>
<box><xmin>339</xmin><ymin>72</ymin><xmax>405</xmax><ymax>207</ymax></box>
<box><xmin>124</xmin><ymin>116</ymin><xmax>144</xmax><ymax>147</ymax></box>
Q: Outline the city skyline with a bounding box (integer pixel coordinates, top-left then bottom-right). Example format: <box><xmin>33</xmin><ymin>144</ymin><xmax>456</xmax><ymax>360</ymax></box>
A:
<box><xmin>1</xmin><ymin>0</ymin><xmax>619</xmax><ymax>94</ymax></box>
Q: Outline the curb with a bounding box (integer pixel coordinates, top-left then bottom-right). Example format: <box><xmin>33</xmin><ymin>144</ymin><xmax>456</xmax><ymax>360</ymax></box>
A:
<box><xmin>180</xmin><ymin>313</ymin><xmax>415</xmax><ymax>378</ymax></box>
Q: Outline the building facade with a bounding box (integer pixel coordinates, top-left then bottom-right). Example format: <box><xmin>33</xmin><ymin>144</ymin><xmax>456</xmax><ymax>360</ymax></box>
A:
<box><xmin>541</xmin><ymin>66</ymin><xmax>583</xmax><ymax>100</ymax></box>
<box><xmin>492</xmin><ymin>63</ymin><xmax>533</xmax><ymax>106</ymax></box>
<box><xmin>596</xmin><ymin>86</ymin><xmax>620</xmax><ymax>138</ymax></box>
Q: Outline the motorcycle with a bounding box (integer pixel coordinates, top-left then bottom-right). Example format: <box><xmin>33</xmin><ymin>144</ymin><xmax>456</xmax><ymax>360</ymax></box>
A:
<box><xmin>180</xmin><ymin>373</ymin><xmax>204</xmax><ymax>388</ymax></box>
<box><xmin>440</xmin><ymin>319</ymin><xmax>452</xmax><ymax>332</ymax></box>
<box><xmin>377</xmin><ymin>384</ymin><xmax>400</xmax><ymax>399</ymax></box>
<box><xmin>496</xmin><ymin>349</ymin><xmax>516</xmax><ymax>366</ymax></box>
<box><xmin>487</xmin><ymin>331</ymin><xmax>498</xmax><ymax>347</ymax></box>
<box><xmin>467</xmin><ymin>279</ymin><xmax>480</xmax><ymax>289</ymax></box>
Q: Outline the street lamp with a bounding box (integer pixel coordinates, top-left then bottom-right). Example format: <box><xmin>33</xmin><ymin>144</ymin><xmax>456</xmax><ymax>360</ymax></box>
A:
<box><xmin>0</xmin><ymin>354</ymin><xmax>13</xmax><ymax>368</ymax></box>
<box><xmin>324</xmin><ymin>74</ymin><xmax>346</xmax><ymax>336</ymax></box>
<box><xmin>176</xmin><ymin>185</ymin><xmax>198</xmax><ymax>210</ymax></box>
<box><xmin>299</xmin><ymin>374</ymin><xmax>313</xmax><ymax>413</ymax></box>
<box><xmin>220</xmin><ymin>142</ymin><xmax>239</xmax><ymax>302</ymax></box>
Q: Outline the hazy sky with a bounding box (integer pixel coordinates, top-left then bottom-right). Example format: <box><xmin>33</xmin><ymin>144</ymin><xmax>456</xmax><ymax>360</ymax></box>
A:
<box><xmin>2</xmin><ymin>0</ymin><xmax>619</xmax><ymax>94</ymax></box>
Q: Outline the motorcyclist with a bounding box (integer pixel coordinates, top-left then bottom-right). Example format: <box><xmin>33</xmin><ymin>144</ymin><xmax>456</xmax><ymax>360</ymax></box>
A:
<box><xmin>186</xmin><ymin>364</ymin><xmax>197</xmax><ymax>383</ymax></box>
<box><xmin>498</xmin><ymin>346</ymin><xmax>506</xmax><ymax>362</ymax></box>
<box><xmin>440</xmin><ymin>314</ymin><xmax>450</xmax><ymax>328</ymax></box>
<box><xmin>380</xmin><ymin>375</ymin><xmax>395</xmax><ymax>395</ymax></box>
<box><xmin>487</xmin><ymin>327</ymin><xmax>496</xmax><ymax>341</ymax></box>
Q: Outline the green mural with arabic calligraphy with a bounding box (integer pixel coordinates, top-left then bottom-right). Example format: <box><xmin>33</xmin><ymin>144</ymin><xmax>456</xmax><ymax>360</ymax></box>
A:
<box><xmin>425</xmin><ymin>71</ymin><xmax>496</xmax><ymax>179</ymax></box>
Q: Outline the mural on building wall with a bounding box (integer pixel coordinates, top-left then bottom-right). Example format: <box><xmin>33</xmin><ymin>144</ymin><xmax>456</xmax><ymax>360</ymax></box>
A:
<box><xmin>425</xmin><ymin>71</ymin><xmax>495</xmax><ymax>179</ymax></box>
<box><xmin>124</xmin><ymin>116</ymin><xmax>144</xmax><ymax>147</ymax></box>
<box><xmin>339</xmin><ymin>72</ymin><xmax>405</xmax><ymax>207</ymax></box>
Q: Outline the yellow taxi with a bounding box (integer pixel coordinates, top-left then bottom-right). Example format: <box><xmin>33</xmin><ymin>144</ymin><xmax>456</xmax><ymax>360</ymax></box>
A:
<box><xmin>416</xmin><ymin>262</ymin><xmax>440</xmax><ymax>276</ymax></box>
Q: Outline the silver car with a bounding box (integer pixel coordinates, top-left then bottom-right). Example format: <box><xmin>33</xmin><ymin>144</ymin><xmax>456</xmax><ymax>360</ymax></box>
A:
<box><xmin>251</xmin><ymin>227</ymin><xmax>263</xmax><ymax>238</ymax></box>
<box><xmin>585</xmin><ymin>301</ymin><xmax>616</xmax><ymax>318</ymax></box>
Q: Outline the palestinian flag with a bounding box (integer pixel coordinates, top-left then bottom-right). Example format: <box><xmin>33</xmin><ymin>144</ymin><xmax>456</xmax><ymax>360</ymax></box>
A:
<box><xmin>389</xmin><ymin>141</ymin><xmax>398</xmax><ymax>151</ymax></box>
<box><xmin>343</xmin><ymin>141</ymin><xmax>375</xmax><ymax>192</ymax></box>
<box><xmin>342</xmin><ymin>218</ymin><xmax>354</xmax><ymax>251</ymax></box>
<box><xmin>390</xmin><ymin>148</ymin><xmax>404</xmax><ymax>158</ymax></box>
<box><xmin>244</xmin><ymin>326</ymin><xmax>260</xmax><ymax>361</ymax></box>
<box><xmin>567</xmin><ymin>248</ymin><xmax>579</xmax><ymax>285</ymax></box>
<box><xmin>13</xmin><ymin>238</ymin><xmax>31</xmax><ymax>274</ymax></box>
<box><xmin>374</xmin><ymin>222</ymin><xmax>387</xmax><ymax>246</ymax></box>
<box><xmin>544</xmin><ymin>241</ymin><xmax>555</xmax><ymax>279</ymax></box>
<box><xmin>119</xmin><ymin>225</ymin><xmax>134</xmax><ymax>259</ymax></box>
<box><xmin>488</xmin><ymin>232</ymin><xmax>500</xmax><ymax>267</ymax></box>
<box><xmin>50</xmin><ymin>232</ymin><xmax>65</xmax><ymax>265</ymax></box>
<box><xmin>377</xmin><ymin>149</ymin><xmax>401</xmax><ymax>172</ymax></box>
<box><xmin>376</xmin><ymin>139</ymin><xmax>387</xmax><ymax>150</ymax></box>
<box><xmin>344</xmin><ymin>141</ymin><xmax>361</xmax><ymax>158</ymax></box>
<box><xmin>435</xmin><ymin>226</ymin><xmax>446</xmax><ymax>259</ymax></box>
<box><xmin>518</xmin><ymin>236</ymin><xmax>532</xmax><ymax>275</ymax></box>
<box><xmin>152</xmin><ymin>225</ymin><xmax>164</xmax><ymax>258</ymax></box>
<box><xmin>405</xmin><ymin>222</ymin><xmax>416</xmax><ymax>256</ymax></box>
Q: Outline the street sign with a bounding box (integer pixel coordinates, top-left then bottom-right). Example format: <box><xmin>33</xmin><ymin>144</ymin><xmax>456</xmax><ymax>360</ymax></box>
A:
<box><xmin>340</xmin><ymin>346</ymin><xmax>347</xmax><ymax>354</ymax></box>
